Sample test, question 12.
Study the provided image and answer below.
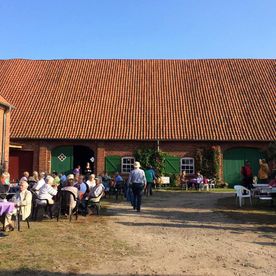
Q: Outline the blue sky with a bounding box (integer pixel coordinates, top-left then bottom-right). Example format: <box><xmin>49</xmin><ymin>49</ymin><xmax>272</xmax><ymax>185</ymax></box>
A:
<box><xmin>0</xmin><ymin>0</ymin><xmax>275</xmax><ymax>59</ymax></box>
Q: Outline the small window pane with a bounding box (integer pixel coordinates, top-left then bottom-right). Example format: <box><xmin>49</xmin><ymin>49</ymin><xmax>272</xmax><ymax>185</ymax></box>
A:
<box><xmin>181</xmin><ymin>158</ymin><xmax>195</xmax><ymax>174</ymax></box>
<box><xmin>121</xmin><ymin>157</ymin><xmax>135</xmax><ymax>173</ymax></box>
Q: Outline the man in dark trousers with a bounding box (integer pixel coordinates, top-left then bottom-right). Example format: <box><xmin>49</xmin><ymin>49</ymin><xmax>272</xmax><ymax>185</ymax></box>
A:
<box><xmin>144</xmin><ymin>165</ymin><xmax>156</xmax><ymax>196</ymax></box>
<box><xmin>241</xmin><ymin>160</ymin><xmax>253</xmax><ymax>189</ymax></box>
<box><xmin>127</xmin><ymin>161</ymin><xmax>147</xmax><ymax>212</ymax></box>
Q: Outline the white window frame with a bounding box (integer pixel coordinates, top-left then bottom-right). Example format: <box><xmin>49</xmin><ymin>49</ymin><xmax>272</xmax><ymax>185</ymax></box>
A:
<box><xmin>180</xmin><ymin>157</ymin><xmax>195</xmax><ymax>174</ymax></box>
<box><xmin>121</xmin><ymin>156</ymin><xmax>135</xmax><ymax>173</ymax></box>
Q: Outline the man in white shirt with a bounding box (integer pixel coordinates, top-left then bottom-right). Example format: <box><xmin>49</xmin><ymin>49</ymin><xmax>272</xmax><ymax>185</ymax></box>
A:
<box><xmin>74</xmin><ymin>175</ymin><xmax>87</xmax><ymax>201</ymax></box>
<box><xmin>32</xmin><ymin>172</ymin><xmax>46</xmax><ymax>194</ymax></box>
<box><xmin>37</xmin><ymin>176</ymin><xmax>57</xmax><ymax>205</ymax></box>
<box><xmin>87</xmin><ymin>177</ymin><xmax>105</xmax><ymax>215</ymax></box>
<box><xmin>88</xmin><ymin>178</ymin><xmax>105</xmax><ymax>200</ymax></box>
<box><xmin>127</xmin><ymin>161</ymin><xmax>146</xmax><ymax>212</ymax></box>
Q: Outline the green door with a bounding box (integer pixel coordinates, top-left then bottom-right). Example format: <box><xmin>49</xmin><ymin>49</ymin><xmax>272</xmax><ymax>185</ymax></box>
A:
<box><xmin>223</xmin><ymin>148</ymin><xmax>263</xmax><ymax>187</ymax></box>
<box><xmin>105</xmin><ymin>156</ymin><xmax>121</xmax><ymax>174</ymax></box>
<box><xmin>51</xmin><ymin>146</ymin><xmax>73</xmax><ymax>175</ymax></box>
<box><xmin>164</xmin><ymin>156</ymin><xmax>181</xmax><ymax>174</ymax></box>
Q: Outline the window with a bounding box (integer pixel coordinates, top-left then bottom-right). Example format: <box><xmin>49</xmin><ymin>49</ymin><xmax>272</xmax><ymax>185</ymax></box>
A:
<box><xmin>181</xmin><ymin>158</ymin><xmax>195</xmax><ymax>174</ymax></box>
<box><xmin>121</xmin><ymin>157</ymin><xmax>135</xmax><ymax>173</ymax></box>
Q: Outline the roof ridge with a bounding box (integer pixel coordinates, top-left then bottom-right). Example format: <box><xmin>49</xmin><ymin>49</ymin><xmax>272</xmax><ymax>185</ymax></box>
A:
<box><xmin>1</xmin><ymin>58</ymin><xmax>275</xmax><ymax>62</ymax></box>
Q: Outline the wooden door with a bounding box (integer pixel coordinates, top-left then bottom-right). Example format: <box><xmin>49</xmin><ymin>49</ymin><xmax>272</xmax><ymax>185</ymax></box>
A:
<box><xmin>223</xmin><ymin>148</ymin><xmax>263</xmax><ymax>187</ymax></box>
<box><xmin>9</xmin><ymin>150</ymin><xmax>33</xmax><ymax>182</ymax></box>
<box><xmin>51</xmin><ymin>146</ymin><xmax>73</xmax><ymax>175</ymax></box>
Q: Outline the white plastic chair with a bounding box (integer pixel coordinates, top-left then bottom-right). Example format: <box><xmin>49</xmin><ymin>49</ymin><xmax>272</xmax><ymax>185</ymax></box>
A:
<box><xmin>234</xmin><ymin>185</ymin><xmax>252</xmax><ymax>207</ymax></box>
<box><xmin>208</xmin><ymin>178</ymin><xmax>216</xmax><ymax>190</ymax></box>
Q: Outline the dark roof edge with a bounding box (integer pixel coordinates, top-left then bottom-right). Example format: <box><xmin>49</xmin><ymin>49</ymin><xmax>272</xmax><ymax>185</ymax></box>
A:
<box><xmin>10</xmin><ymin>137</ymin><xmax>274</xmax><ymax>143</ymax></box>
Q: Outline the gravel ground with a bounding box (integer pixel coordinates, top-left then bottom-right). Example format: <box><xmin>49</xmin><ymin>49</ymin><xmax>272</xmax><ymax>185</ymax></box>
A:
<box><xmin>1</xmin><ymin>190</ymin><xmax>275</xmax><ymax>276</ymax></box>
<box><xmin>94</xmin><ymin>190</ymin><xmax>276</xmax><ymax>276</ymax></box>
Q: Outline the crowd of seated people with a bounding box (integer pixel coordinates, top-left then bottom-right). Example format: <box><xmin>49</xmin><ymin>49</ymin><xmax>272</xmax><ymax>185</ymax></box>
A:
<box><xmin>180</xmin><ymin>171</ymin><xmax>211</xmax><ymax>191</ymax></box>
<box><xmin>0</xmin><ymin>168</ymin><xmax>113</xmax><ymax>229</ymax></box>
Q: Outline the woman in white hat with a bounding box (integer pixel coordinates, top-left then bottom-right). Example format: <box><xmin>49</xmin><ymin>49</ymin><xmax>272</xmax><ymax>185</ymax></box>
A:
<box><xmin>127</xmin><ymin>161</ymin><xmax>147</xmax><ymax>212</ymax></box>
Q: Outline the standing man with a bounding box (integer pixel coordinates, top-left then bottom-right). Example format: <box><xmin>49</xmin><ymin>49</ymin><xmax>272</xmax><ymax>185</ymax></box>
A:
<box><xmin>144</xmin><ymin>165</ymin><xmax>156</xmax><ymax>196</ymax></box>
<box><xmin>258</xmin><ymin>159</ymin><xmax>270</xmax><ymax>184</ymax></box>
<box><xmin>73</xmin><ymin>165</ymin><xmax>81</xmax><ymax>175</ymax></box>
<box><xmin>127</xmin><ymin>161</ymin><xmax>146</xmax><ymax>212</ymax></box>
<box><xmin>241</xmin><ymin>160</ymin><xmax>253</xmax><ymax>189</ymax></box>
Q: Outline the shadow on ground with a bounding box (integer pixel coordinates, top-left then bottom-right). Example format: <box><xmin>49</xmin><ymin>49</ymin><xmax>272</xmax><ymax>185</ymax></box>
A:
<box><xmin>103</xmin><ymin>191</ymin><xmax>276</xmax><ymax>236</ymax></box>
<box><xmin>0</xmin><ymin>269</ymin><xmax>182</xmax><ymax>276</ymax></box>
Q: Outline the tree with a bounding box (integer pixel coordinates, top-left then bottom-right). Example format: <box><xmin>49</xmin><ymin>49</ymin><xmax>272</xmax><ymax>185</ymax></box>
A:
<box><xmin>134</xmin><ymin>148</ymin><xmax>167</xmax><ymax>176</ymax></box>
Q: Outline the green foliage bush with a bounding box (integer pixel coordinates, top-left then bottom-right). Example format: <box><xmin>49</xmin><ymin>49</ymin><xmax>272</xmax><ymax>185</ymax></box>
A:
<box><xmin>195</xmin><ymin>146</ymin><xmax>221</xmax><ymax>185</ymax></box>
<box><xmin>264</xmin><ymin>142</ymin><xmax>276</xmax><ymax>162</ymax></box>
<box><xmin>134</xmin><ymin>148</ymin><xmax>168</xmax><ymax>176</ymax></box>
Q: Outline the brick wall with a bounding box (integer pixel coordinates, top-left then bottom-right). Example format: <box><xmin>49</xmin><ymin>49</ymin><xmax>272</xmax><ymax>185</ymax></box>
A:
<box><xmin>0</xmin><ymin>108</ymin><xmax>4</xmax><ymax>169</ymax></box>
<box><xmin>9</xmin><ymin>138</ymin><xmax>270</xmax><ymax>180</ymax></box>
<box><xmin>0</xmin><ymin>107</ymin><xmax>11</xmax><ymax>171</ymax></box>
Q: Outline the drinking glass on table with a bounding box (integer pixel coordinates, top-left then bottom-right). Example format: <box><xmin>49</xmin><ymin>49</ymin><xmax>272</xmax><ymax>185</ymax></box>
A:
<box><xmin>14</xmin><ymin>198</ymin><xmax>21</xmax><ymax>208</ymax></box>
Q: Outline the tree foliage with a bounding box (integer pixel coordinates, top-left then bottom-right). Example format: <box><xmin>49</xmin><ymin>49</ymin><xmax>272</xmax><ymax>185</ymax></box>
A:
<box><xmin>134</xmin><ymin>148</ymin><xmax>168</xmax><ymax>176</ymax></box>
<box><xmin>264</xmin><ymin>142</ymin><xmax>276</xmax><ymax>162</ymax></box>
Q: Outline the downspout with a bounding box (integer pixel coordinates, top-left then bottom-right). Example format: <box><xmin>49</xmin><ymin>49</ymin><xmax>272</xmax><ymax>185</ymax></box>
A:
<box><xmin>157</xmin><ymin>140</ymin><xmax>160</xmax><ymax>152</ymax></box>
<box><xmin>1</xmin><ymin>107</ymin><xmax>10</xmax><ymax>173</ymax></box>
<box><xmin>1</xmin><ymin>109</ymin><xmax>7</xmax><ymax>173</ymax></box>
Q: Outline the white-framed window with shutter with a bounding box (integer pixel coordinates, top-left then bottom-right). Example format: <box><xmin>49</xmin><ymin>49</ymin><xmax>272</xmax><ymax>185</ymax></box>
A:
<box><xmin>121</xmin><ymin>157</ymin><xmax>135</xmax><ymax>173</ymax></box>
<box><xmin>180</xmin><ymin>157</ymin><xmax>195</xmax><ymax>174</ymax></box>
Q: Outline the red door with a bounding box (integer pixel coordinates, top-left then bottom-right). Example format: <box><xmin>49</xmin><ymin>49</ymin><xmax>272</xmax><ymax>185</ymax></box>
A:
<box><xmin>9</xmin><ymin>150</ymin><xmax>33</xmax><ymax>182</ymax></box>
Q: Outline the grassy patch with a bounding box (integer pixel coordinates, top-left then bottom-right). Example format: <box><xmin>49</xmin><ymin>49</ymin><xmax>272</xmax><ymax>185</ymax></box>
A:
<box><xmin>0</xmin><ymin>214</ymin><xmax>138</xmax><ymax>274</ymax></box>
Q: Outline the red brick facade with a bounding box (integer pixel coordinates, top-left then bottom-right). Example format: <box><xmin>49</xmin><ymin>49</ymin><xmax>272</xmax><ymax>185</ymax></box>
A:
<box><xmin>9</xmin><ymin>138</ymin><xmax>269</xmax><ymax>182</ymax></box>
<box><xmin>0</xmin><ymin>105</ymin><xmax>12</xmax><ymax>172</ymax></box>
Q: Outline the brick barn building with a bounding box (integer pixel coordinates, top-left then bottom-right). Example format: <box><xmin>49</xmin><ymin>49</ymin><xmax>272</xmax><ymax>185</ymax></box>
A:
<box><xmin>0</xmin><ymin>59</ymin><xmax>275</xmax><ymax>185</ymax></box>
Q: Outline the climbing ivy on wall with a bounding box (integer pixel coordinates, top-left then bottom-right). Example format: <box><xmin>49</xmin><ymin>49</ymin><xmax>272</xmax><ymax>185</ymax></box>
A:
<box><xmin>134</xmin><ymin>148</ymin><xmax>168</xmax><ymax>176</ymax></box>
<box><xmin>195</xmin><ymin>146</ymin><xmax>220</xmax><ymax>183</ymax></box>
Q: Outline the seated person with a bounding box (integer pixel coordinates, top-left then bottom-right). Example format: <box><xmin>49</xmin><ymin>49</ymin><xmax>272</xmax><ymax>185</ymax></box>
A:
<box><xmin>4</xmin><ymin>180</ymin><xmax>32</xmax><ymax>231</ymax></box>
<box><xmin>180</xmin><ymin>170</ymin><xmax>187</xmax><ymax>189</ymax></box>
<box><xmin>200</xmin><ymin>177</ymin><xmax>209</xmax><ymax>191</ymax></box>
<box><xmin>252</xmin><ymin>176</ymin><xmax>258</xmax><ymax>185</ymax></box>
<box><xmin>88</xmin><ymin>178</ymin><xmax>105</xmax><ymax>203</ymax></box>
<box><xmin>195</xmin><ymin>171</ymin><xmax>203</xmax><ymax>190</ymax></box>
<box><xmin>37</xmin><ymin>176</ymin><xmax>58</xmax><ymax>205</ymax></box>
<box><xmin>0</xmin><ymin>181</ymin><xmax>9</xmax><ymax>195</ymax></box>
<box><xmin>87</xmin><ymin>178</ymin><xmax>105</xmax><ymax>215</ymax></box>
<box><xmin>101</xmin><ymin>172</ymin><xmax>111</xmax><ymax>193</ymax></box>
<box><xmin>32</xmin><ymin>172</ymin><xmax>46</xmax><ymax>194</ymax></box>
<box><xmin>114</xmin><ymin>172</ymin><xmax>123</xmax><ymax>185</ymax></box>
<box><xmin>86</xmin><ymin>174</ymin><xmax>96</xmax><ymax>190</ymax></box>
<box><xmin>79</xmin><ymin>174</ymin><xmax>97</xmax><ymax>212</ymax></box>
<box><xmin>60</xmin><ymin>172</ymin><xmax>67</xmax><ymax>187</ymax></box>
<box><xmin>268</xmin><ymin>176</ymin><xmax>276</xmax><ymax>187</ymax></box>
<box><xmin>1</xmin><ymin>170</ymin><xmax>10</xmax><ymax>185</ymax></box>
<box><xmin>52</xmin><ymin>171</ymin><xmax>60</xmax><ymax>187</ymax></box>
<box><xmin>61</xmin><ymin>174</ymin><xmax>79</xmax><ymax>210</ymax></box>
<box><xmin>114</xmin><ymin>172</ymin><xmax>124</xmax><ymax>188</ymax></box>
<box><xmin>28</xmin><ymin>171</ymin><xmax>39</xmax><ymax>189</ymax></box>
<box><xmin>20</xmin><ymin>171</ymin><xmax>29</xmax><ymax>183</ymax></box>
<box><xmin>74</xmin><ymin>175</ymin><xmax>88</xmax><ymax>201</ymax></box>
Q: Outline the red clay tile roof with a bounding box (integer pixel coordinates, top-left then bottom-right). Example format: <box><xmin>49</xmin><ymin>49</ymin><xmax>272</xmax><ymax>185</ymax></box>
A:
<box><xmin>0</xmin><ymin>59</ymin><xmax>275</xmax><ymax>141</ymax></box>
<box><xmin>0</xmin><ymin>94</ymin><xmax>13</xmax><ymax>109</ymax></box>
